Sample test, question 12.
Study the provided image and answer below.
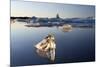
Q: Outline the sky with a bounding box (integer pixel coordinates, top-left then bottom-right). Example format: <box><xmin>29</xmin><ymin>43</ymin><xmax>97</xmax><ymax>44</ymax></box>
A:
<box><xmin>11</xmin><ymin>0</ymin><xmax>95</xmax><ymax>18</ymax></box>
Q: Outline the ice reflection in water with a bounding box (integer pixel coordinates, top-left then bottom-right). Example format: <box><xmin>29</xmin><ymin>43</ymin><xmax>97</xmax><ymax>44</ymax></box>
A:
<box><xmin>36</xmin><ymin>48</ymin><xmax>55</xmax><ymax>61</ymax></box>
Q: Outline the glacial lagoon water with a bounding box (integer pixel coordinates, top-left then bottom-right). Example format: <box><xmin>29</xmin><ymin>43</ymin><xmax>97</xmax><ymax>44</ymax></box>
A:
<box><xmin>11</xmin><ymin>21</ymin><xmax>95</xmax><ymax>66</ymax></box>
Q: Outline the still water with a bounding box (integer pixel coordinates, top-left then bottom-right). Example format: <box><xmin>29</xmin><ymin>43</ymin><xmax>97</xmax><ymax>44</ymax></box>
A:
<box><xmin>11</xmin><ymin>22</ymin><xmax>95</xmax><ymax>66</ymax></box>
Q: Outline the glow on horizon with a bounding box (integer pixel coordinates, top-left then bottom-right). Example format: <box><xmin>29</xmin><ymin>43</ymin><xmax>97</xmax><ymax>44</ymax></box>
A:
<box><xmin>11</xmin><ymin>1</ymin><xmax>95</xmax><ymax>18</ymax></box>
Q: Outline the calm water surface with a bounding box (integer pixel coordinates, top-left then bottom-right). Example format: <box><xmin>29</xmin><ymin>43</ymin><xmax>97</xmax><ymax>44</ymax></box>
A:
<box><xmin>11</xmin><ymin>22</ymin><xmax>95</xmax><ymax>66</ymax></box>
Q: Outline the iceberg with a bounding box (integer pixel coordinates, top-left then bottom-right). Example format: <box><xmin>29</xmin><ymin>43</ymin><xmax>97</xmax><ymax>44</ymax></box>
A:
<box><xmin>35</xmin><ymin>34</ymin><xmax>56</xmax><ymax>61</ymax></box>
